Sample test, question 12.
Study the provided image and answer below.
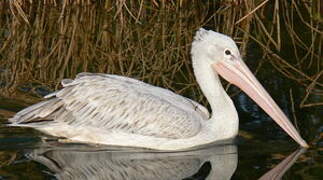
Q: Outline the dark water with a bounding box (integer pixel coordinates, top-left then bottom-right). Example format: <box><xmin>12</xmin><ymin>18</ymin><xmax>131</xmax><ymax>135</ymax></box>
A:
<box><xmin>0</xmin><ymin>1</ymin><xmax>322</xmax><ymax>179</ymax></box>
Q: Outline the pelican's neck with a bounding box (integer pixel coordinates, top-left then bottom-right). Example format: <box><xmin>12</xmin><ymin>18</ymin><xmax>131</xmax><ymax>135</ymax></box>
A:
<box><xmin>192</xmin><ymin>54</ymin><xmax>238</xmax><ymax>138</ymax></box>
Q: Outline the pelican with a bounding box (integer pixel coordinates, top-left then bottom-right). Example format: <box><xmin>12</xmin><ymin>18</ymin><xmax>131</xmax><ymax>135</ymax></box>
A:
<box><xmin>9</xmin><ymin>28</ymin><xmax>308</xmax><ymax>150</ymax></box>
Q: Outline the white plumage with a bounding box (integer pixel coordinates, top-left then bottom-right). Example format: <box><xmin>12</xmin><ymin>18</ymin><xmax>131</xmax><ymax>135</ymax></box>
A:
<box><xmin>13</xmin><ymin>73</ymin><xmax>209</xmax><ymax>139</ymax></box>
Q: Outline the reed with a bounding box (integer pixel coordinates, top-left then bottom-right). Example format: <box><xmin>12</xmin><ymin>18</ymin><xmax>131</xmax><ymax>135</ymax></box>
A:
<box><xmin>0</xmin><ymin>0</ymin><xmax>321</xmax><ymax>109</ymax></box>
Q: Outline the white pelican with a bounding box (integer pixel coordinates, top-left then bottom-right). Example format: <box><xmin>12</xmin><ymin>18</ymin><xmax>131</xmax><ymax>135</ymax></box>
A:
<box><xmin>9</xmin><ymin>28</ymin><xmax>308</xmax><ymax>150</ymax></box>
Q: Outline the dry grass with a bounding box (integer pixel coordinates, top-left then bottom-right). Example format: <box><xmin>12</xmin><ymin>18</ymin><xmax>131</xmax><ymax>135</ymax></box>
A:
<box><xmin>0</xmin><ymin>0</ymin><xmax>322</xmax><ymax>108</ymax></box>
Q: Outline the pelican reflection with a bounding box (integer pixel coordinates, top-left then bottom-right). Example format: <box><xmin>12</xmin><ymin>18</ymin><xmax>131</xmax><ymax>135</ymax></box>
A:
<box><xmin>26</xmin><ymin>144</ymin><xmax>304</xmax><ymax>180</ymax></box>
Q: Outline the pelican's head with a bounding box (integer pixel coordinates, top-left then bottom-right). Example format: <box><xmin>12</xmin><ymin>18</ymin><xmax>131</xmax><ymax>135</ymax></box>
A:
<box><xmin>191</xmin><ymin>28</ymin><xmax>308</xmax><ymax>148</ymax></box>
<box><xmin>192</xmin><ymin>28</ymin><xmax>241</xmax><ymax>65</ymax></box>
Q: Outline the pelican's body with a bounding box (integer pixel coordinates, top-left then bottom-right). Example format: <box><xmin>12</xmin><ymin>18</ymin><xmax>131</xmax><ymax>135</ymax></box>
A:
<box><xmin>9</xmin><ymin>72</ymin><xmax>237</xmax><ymax>150</ymax></box>
<box><xmin>9</xmin><ymin>29</ymin><xmax>308</xmax><ymax>150</ymax></box>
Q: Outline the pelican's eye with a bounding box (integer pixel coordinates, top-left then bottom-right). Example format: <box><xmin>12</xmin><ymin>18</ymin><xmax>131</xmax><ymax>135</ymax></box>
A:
<box><xmin>225</xmin><ymin>49</ymin><xmax>231</xmax><ymax>55</ymax></box>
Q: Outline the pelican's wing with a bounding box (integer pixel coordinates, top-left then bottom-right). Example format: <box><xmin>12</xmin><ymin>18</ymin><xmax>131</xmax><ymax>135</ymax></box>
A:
<box><xmin>10</xmin><ymin>73</ymin><xmax>208</xmax><ymax>139</ymax></box>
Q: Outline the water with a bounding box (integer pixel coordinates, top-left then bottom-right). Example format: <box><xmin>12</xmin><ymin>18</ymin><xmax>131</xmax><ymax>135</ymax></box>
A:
<box><xmin>0</xmin><ymin>1</ymin><xmax>322</xmax><ymax>179</ymax></box>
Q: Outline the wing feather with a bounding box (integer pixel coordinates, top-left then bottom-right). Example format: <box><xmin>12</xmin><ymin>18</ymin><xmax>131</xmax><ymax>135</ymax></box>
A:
<box><xmin>11</xmin><ymin>73</ymin><xmax>209</xmax><ymax>139</ymax></box>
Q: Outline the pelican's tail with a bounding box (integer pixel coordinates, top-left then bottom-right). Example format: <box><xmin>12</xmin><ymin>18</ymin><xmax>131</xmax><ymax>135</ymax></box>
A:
<box><xmin>8</xmin><ymin>98</ymin><xmax>63</xmax><ymax>126</ymax></box>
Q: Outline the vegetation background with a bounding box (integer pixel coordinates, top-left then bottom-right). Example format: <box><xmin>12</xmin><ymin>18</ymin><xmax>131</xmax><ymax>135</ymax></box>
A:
<box><xmin>0</xmin><ymin>0</ymin><xmax>321</xmax><ymax>108</ymax></box>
